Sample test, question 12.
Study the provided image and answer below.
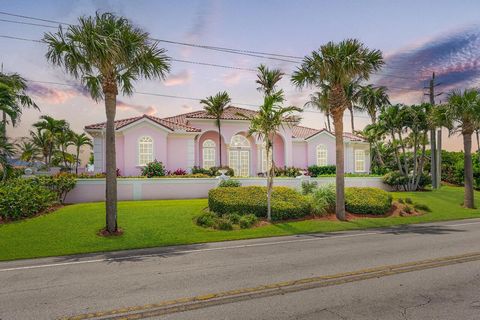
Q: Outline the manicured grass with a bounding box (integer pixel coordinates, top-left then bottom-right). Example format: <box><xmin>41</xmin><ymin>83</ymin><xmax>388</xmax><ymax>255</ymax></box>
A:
<box><xmin>1</xmin><ymin>186</ymin><xmax>479</xmax><ymax>261</ymax></box>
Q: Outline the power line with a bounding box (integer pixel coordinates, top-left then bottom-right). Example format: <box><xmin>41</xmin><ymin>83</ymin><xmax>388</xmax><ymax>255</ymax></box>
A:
<box><xmin>0</xmin><ymin>18</ymin><xmax>58</xmax><ymax>28</ymax></box>
<box><xmin>0</xmin><ymin>10</ymin><xmax>72</xmax><ymax>26</ymax></box>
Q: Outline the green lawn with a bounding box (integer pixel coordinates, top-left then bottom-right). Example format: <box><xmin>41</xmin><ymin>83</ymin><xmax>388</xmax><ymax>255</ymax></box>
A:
<box><xmin>1</xmin><ymin>186</ymin><xmax>479</xmax><ymax>261</ymax></box>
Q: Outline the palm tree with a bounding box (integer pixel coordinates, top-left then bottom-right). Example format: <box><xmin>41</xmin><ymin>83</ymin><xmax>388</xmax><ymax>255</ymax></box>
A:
<box><xmin>344</xmin><ymin>81</ymin><xmax>361</xmax><ymax>132</ymax></box>
<box><xmin>30</xmin><ymin>128</ymin><xmax>50</xmax><ymax>165</ymax></box>
<box><xmin>0</xmin><ymin>132</ymin><xmax>15</xmax><ymax>180</ymax></box>
<box><xmin>55</xmin><ymin>127</ymin><xmax>74</xmax><ymax>170</ymax></box>
<box><xmin>358</xmin><ymin>84</ymin><xmax>390</xmax><ymax>124</ymax></box>
<box><xmin>304</xmin><ymin>91</ymin><xmax>332</xmax><ymax>131</ymax></box>
<box><xmin>292</xmin><ymin>39</ymin><xmax>384</xmax><ymax>221</ymax></box>
<box><xmin>33</xmin><ymin>115</ymin><xmax>68</xmax><ymax>166</ymax></box>
<box><xmin>17</xmin><ymin>140</ymin><xmax>41</xmax><ymax>166</ymax></box>
<box><xmin>200</xmin><ymin>91</ymin><xmax>231</xmax><ymax>167</ymax></box>
<box><xmin>0</xmin><ymin>73</ymin><xmax>38</xmax><ymax>138</ymax></box>
<box><xmin>71</xmin><ymin>132</ymin><xmax>93</xmax><ymax>174</ymax></box>
<box><xmin>439</xmin><ymin>89</ymin><xmax>480</xmax><ymax>208</ymax></box>
<box><xmin>238</xmin><ymin>91</ymin><xmax>301</xmax><ymax>220</ymax></box>
<box><xmin>256</xmin><ymin>64</ymin><xmax>284</xmax><ymax>96</ymax></box>
<box><xmin>44</xmin><ymin>12</ymin><xmax>170</xmax><ymax>234</ymax></box>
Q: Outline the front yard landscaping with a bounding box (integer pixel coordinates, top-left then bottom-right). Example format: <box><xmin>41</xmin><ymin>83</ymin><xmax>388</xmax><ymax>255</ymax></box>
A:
<box><xmin>1</xmin><ymin>186</ymin><xmax>479</xmax><ymax>261</ymax></box>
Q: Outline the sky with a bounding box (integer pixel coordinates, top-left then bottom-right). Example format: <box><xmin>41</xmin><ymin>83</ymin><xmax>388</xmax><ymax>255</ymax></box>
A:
<box><xmin>1</xmin><ymin>0</ymin><xmax>480</xmax><ymax>151</ymax></box>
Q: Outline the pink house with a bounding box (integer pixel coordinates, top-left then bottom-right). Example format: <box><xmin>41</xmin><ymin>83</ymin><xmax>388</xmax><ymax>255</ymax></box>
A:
<box><xmin>84</xmin><ymin>106</ymin><xmax>370</xmax><ymax>176</ymax></box>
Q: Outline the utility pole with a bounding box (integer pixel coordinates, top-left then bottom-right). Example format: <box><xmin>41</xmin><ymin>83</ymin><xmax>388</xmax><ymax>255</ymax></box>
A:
<box><xmin>425</xmin><ymin>72</ymin><xmax>442</xmax><ymax>189</ymax></box>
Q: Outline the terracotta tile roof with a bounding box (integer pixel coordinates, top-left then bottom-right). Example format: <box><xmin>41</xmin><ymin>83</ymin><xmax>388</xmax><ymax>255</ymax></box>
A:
<box><xmin>84</xmin><ymin>114</ymin><xmax>201</xmax><ymax>132</ymax></box>
<box><xmin>291</xmin><ymin>125</ymin><xmax>365</xmax><ymax>142</ymax></box>
<box><xmin>292</xmin><ymin>125</ymin><xmax>323</xmax><ymax>139</ymax></box>
<box><xmin>186</xmin><ymin>106</ymin><xmax>258</xmax><ymax>120</ymax></box>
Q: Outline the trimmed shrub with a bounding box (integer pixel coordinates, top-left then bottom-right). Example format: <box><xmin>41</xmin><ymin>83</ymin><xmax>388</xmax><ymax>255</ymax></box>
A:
<box><xmin>35</xmin><ymin>173</ymin><xmax>76</xmax><ymax>203</ymax></box>
<box><xmin>383</xmin><ymin>171</ymin><xmax>431</xmax><ymax>191</ymax></box>
<box><xmin>345</xmin><ymin>187</ymin><xmax>392</xmax><ymax>215</ymax></box>
<box><xmin>301</xmin><ymin>180</ymin><xmax>318</xmax><ymax>195</ymax></box>
<box><xmin>141</xmin><ymin>160</ymin><xmax>166</xmax><ymax>177</ymax></box>
<box><xmin>307</xmin><ymin>165</ymin><xmax>336</xmax><ymax>177</ymax></box>
<box><xmin>218</xmin><ymin>179</ymin><xmax>242</xmax><ymax>188</ymax></box>
<box><xmin>310</xmin><ymin>184</ymin><xmax>336</xmax><ymax>216</ymax></box>
<box><xmin>239</xmin><ymin>214</ymin><xmax>258</xmax><ymax>229</ymax></box>
<box><xmin>215</xmin><ymin>217</ymin><xmax>234</xmax><ymax>230</ymax></box>
<box><xmin>208</xmin><ymin>186</ymin><xmax>311</xmax><ymax>221</ymax></box>
<box><xmin>224</xmin><ymin>213</ymin><xmax>241</xmax><ymax>224</ymax></box>
<box><xmin>275</xmin><ymin>166</ymin><xmax>303</xmax><ymax>177</ymax></box>
<box><xmin>0</xmin><ymin>178</ymin><xmax>57</xmax><ymax>220</ymax></box>
<box><xmin>195</xmin><ymin>211</ymin><xmax>217</xmax><ymax>228</ymax></box>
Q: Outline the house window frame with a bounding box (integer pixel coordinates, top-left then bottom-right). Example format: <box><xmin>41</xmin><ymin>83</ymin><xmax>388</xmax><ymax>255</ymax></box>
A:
<box><xmin>354</xmin><ymin>149</ymin><xmax>366</xmax><ymax>172</ymax></box>
<box><xmin>138</xmin><ymin>136</ymin><xmax>154</xmax><ymax>166</ymax></box>
<box><xmin>202</xmin><ymin>139</ymin><xmax>216</xmax><ymax>169</ymax></box>
<box><xmin>316</xmin><ymin>144</ymin><xmax>328</xmax><ymax>166</ymax></box>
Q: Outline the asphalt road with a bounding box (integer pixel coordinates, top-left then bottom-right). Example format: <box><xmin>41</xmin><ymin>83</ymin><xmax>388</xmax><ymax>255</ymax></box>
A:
<box><xmin>1</xmin><ymin>218</ymin><xmax>480</xmax><ymax>320</ymax></box>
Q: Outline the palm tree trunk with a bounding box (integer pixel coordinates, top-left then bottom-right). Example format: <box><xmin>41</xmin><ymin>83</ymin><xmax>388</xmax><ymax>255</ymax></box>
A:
<box><xmin>105</xmin><ymin>91</ymin><xmax>118</xmax><ymax>233</ymax></box>
<box><xmin>349</xmin><ymin>106</ymin><xmax>355</xmax><ymax>133</ymax></box>
<box><xmin>332</xmin><ymin>109</ymin><xmax>346</xmax><ymax>221</ymax></box>
<box><xmin>326</xmin><ymin>113</ymin><xmax>332</xmax><ymax>132</ymax></box>
<box><xmin>463</xmin><ymin>132</ymin><xmax>475</xmax><ymax>209</ymax></box>
<box><xmin>266</xmin><ymin>144</ymin><xmax>272</xmax><ymax>221</ymax></box>
<box><xmin>1</xmin><ymin>111</ymin><xmax>6</xmax><ymax>138</ymax></box>
<box><xmin>476</xmin><ymin>130</ymin><xmax>480</xmax><ymax>162</ymax></box>
<box><xmin>75</xmin><ymin>147</ymin><xmax>80</xmax><ymax>175</ymax></box>
<box><xmin>217</xmin><ymin>120</ymin><xmax>222</xmax><ymax>167</ymax></box>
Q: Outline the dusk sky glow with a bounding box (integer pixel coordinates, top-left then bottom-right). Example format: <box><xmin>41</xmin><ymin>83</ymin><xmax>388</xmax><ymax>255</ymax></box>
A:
<box><xmin>2</xmin><ymin>0</ymin><xmax>480</xmax><ymax>150</ymax></box>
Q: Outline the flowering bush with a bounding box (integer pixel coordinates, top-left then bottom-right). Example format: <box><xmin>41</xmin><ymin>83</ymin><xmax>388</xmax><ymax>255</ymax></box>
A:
<box><xmin>141</xmin><ymin>160</ymin><xmax>166</xmax><ymax>178</ymax></box>
<box><xmin>171</xmin><ymin>168</ymin><xmax>187</xmax><ymax>175</ymax></box>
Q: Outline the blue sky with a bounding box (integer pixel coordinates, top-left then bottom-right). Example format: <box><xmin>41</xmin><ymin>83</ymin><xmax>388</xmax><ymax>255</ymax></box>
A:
<box><xmin>1</xmin><ymin>0</ymin><xmax>480</xmax><ymax>150</ymax></box>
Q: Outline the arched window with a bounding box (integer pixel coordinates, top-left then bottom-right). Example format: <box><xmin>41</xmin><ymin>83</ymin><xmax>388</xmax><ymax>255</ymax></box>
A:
<box><xmin>138</xmin><ymin>136</ymin><xmax>153</xmax><ymax>166</ymax></box>
<box><xmin>355</xmin><ymin>149</ymin><xmax>366</xmax><ymax>172</ymax></box>
<box><xmin>202</xmin><ymin>139</ymin><xmax>216</xmax><ymax>169</ymax></box>
<box><xmin>229</xmin><ymin>135</ymin><xmax>250</xmax><ymax>177</ymax></box>
<box><xmin>316</xmin><ymin>144</ymin><xmax>328</xmax><ymax>166</ymax></box>
<box><xmin>230</xmin><ymin>135</ymin><xmax>250</xmax><ymax>148</ymax></box>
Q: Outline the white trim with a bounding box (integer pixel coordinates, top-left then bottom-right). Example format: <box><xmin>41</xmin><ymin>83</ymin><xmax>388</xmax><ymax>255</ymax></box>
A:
<box><xmin>138</xmin><ymin>136</ymin><xmax>154</xmax><ymax>166</ymax></box>
<box><xmin>119</xmin><ymin>118</ymin><xmax>173</xmax><ymax>134</ymax></box>
<box><xmin>305</xmin><ymin>130</ymin><xmax>336</xmax><ymax>142</ymax></box>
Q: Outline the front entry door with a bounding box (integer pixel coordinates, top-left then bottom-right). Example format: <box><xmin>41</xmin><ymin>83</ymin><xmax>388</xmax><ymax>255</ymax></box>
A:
<box><xmin>229</xmin><ymin>150</ymin><xmax>250</xmax><ymax>177</ymax></box>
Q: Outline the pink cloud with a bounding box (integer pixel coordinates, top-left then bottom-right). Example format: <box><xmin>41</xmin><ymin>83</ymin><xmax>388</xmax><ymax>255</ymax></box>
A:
<box><xmin>117</xmin><ymin>100</ymin><xmax>157</xmax><ymax>115</ymax></box>
<box><xmin>164</xmin><ymin>70</ymin><xmax>192</xmax><ymax>87</ymax></box>
<box><xmin>223</xmin><ymin>71</ymin><xmax>242</xmax><ymax>85</ymax></box>
<box><xmin>27</xmin><ymin>84</ymin><xmax>78</xmax><ymax>104</ymax></box>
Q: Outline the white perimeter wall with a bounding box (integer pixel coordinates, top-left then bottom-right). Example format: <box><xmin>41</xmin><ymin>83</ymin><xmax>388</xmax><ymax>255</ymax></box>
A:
<box><xmin>65</xmin><ymin>177</ymin><xmax>389</xmax><ymax>203</ymax></box>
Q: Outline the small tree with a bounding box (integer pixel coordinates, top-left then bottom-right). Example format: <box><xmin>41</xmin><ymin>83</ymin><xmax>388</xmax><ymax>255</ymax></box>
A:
<box><xmin>439</xmin><ymin>89</ymin><xmax>480</xmax><ymax>208</ymax></box>
<box><xmin>17</xmin><ymin>140</ymin><xmax>41</xmax><ymax>166</ymax></box>
<box><xmin>200</xmin><ymin>91</ymin><xmax>231</xmax><ymax>167</ymax></box>
<box><xmin>44</xmin><ymin>12</ymin><xmax>171</xmax><ymax>233</ymax></box>
<box><xmin>70</xmin><ymin>132</ymin><xmax>93</xmax><ymax>174</ymax></box>
<box><xmin>239</xmin><ymin>91</ymin><xmax>301</xmax><ymax>221</ymax></box>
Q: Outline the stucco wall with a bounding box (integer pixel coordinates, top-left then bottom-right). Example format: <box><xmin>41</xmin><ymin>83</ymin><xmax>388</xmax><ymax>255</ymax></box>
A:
<box><xmin>64</xmin><ymin>177</ymin><xmax>388</xmax><ymax>203</ymax></box>
<box><xmin>121</xmin><ymin>123</ymin><xmax>169</xmax><ymax>176</ymax></box>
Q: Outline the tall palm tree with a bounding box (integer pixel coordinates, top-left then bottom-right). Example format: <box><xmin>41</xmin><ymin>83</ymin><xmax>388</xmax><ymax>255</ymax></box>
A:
<box><xmin>238</xmin><ymin>90</ymin><xmax>301</xmax><ymax>220</ymax></box>
<box><xmin>200</xmin><ymin>91</ymin><xmax>231</xmax><ymax>167</ymax></box>
<box><xmin>256</xmin><ymin>64</ymin><xmax>284</xmax><ymax>96</ymax></box>
<box><xmin>55</xmin><ymin>127</ymin><xmax>74</xmax><ymax>170</ymax></box>
<box><xmin>44</xmin><ymin>12</ymin><xmax>170</xmax><ymax>234</ymax></box>
<box><xmin>292</xmin><ymin>39</ymin><xmax>384</xmax><ymax>221</ymax></box>
<box><xmin>0</xmin><ymin>72</ymin><xmax>38</xmax><ymax>138</ymax></box>
<box><xmin>71</xmin><ymin>132</ymin><xmax>93</xmax><ymax>174</ymax></box>
<box><xmin>439</xmin><ymin>89</ymin><xmax>480</xmax><ymax>208</ymax></box>
<box><xmin>17</xmin><ymin>140</ymin><xmax>41</xmax><ymax>166</ymax></box>
<box><xmin>304</xmin><ymin>91</ymin><xmax>332</xmax><ymax>131</ymax></box>
<box><xmin>358</xmin><ymin>84</ymin><xmax>390</xmax><ymax>124</ymax></box>
<box><xmin>33</xmin><ymin>115</ymin><xmax>68</xmax><ymax>166</ymax></box>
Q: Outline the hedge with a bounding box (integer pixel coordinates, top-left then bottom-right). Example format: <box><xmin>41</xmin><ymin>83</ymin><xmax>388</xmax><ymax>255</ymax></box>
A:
<box><xmin>208</xmin><ymin>186</ymin><xmax>311</xmax><ymax>221</ymax></box>
<box><xmin>0</xmin><ymin>178</ymin><xmax>57</xmax><ymax>220</ymax></box>
<box><xmin>307</xmin><ymin>165</ymin><xmax>336</xmax><ymax>177</ymax></box>
<box><xmin>345</xmin><ymin>187</ymin><xmax>392</xmax><ymax>215</ymax></box>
